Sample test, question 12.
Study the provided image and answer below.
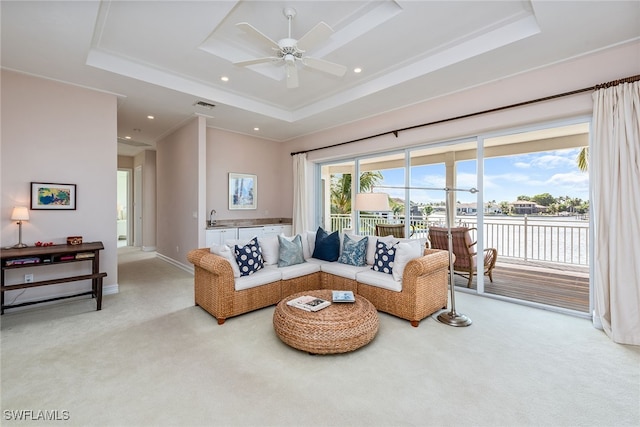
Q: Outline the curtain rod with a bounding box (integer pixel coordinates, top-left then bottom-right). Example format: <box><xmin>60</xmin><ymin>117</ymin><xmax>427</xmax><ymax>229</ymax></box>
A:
<box><xmin>290</xmin><ymin>74</ymin><xmax>640</xmax><ymax>156</ymax></box>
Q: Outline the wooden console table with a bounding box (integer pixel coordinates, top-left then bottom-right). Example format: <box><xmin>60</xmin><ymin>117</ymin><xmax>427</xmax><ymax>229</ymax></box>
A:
<box><xmin>1</xmin><ymin>241</ymin><xmax>107</xmax><ymax>314</ymax></box>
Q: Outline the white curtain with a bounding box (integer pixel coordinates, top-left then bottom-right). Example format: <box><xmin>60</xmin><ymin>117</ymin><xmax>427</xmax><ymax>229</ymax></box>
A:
<box><xmin>592</xmin><ymin>81</ymin><xmax>640</xmax><ymax>345</ymax></box>
<box><xmin>292</xmin><ymin>153</ymin><xmax>309</xmax><ymax>235</ymax></box>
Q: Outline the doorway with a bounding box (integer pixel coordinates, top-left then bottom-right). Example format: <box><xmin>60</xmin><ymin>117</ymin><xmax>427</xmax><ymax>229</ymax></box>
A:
<box><xmin>117</xmin><ymin>169</ymin><xmax>132</xmax><ymax>247</ymax></box>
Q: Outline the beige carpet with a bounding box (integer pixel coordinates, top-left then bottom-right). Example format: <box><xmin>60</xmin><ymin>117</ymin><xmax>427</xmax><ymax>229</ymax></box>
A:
<box><xmin>1</xmin><ymin>246</ymin><xmax>638</xmax><ymax>426</ymax></box>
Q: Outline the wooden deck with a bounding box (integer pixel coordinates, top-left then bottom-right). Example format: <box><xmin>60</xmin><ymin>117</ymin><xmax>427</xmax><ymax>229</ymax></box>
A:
<box><xmin>452</xmin><ymin>260</ymin><xmax>590</xmax><ymax>313</ymax></box>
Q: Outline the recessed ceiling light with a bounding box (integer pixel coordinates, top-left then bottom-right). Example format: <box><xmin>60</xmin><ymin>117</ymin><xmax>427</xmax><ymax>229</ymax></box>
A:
<box><xmin>254</xmin><ymin>127</ymin><xmax>260</xmax><ymax>131</ymax></box>
<box><xmin>147</xmin><ymin>115</ymin><xmax>154</xmax><ymax>119</ymax></box>
<box><xmin>221</xmin><ymin>76</ymin><xmax>229</xmax><ymax>82</ymax></box>
<box><xmin>125</xmin><ymin>136</ymin><xmax>132</xmax><ymax>139</ymax></box>
<box><xmin>354</xmin><ymin>67</ymin><xmax>362</xmax><ymax>73</ymax></box>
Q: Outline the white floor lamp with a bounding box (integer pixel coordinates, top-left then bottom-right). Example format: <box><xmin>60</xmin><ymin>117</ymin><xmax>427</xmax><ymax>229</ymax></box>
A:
<box><xmin>367</xmin><ymin>185</ymin><xmax>478</xmax><ymax>327</ymax></box>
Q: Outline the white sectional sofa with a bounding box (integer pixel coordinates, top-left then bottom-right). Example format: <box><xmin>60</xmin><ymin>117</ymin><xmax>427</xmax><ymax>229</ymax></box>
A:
<box><xmin>187</xmin><ymin>229</ymin><xmax>451</xmax><ymax>327</ymax></box>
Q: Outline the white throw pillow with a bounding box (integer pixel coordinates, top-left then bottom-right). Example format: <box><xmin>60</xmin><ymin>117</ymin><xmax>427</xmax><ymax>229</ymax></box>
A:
<box><xmin>392</xmin><ymin>240</ymin><xmax>424</xmax><ymax>282</ymax></box>
<box><xmin>305</xmin><ymin>230</ymin><xmax>317</xmax><ymax>259</ymax></box>
<box><xmin>367</xmin><ymin>235</ymin><xmax>398</xmax><ymax>266</ymax></box>
<box><xmin>225</xmin><ymin>237</ymin><xmax>254</xmax><ymax>248</ymax></box>
<box><xmin>260</xmin><ymin>235</ymin><xmax>280</xmax><ymax>265</ymax></box>
<box><xmin>210</xmin><ymin>244</ymin><xmax>241</xmax><ymax>278</ymax></box>
<box><xmin>300</xmin><ymin>231</ymin><xmax>313</xmax><ymax>259</ymax></box>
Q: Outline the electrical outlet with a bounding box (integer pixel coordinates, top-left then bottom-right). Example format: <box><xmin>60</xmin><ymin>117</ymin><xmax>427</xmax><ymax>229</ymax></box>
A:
<box><xmin>24</xmin><ymin>274</ymin><xmax>34</xmax><ymax>283</ymax></box>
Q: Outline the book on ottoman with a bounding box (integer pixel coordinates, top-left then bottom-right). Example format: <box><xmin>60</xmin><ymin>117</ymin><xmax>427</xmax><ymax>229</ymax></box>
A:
<box><xmin>287</xmin><ymin>295</ymin><xmax>331</xmax><ymax>312</ymax></box>
<box><xmin>332</xmin><ymin>290</ymin><xmax>355</xmax><ymax>303</ymax></box>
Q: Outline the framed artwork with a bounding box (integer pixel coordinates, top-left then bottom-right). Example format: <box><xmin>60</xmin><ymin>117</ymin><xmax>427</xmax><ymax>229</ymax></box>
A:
<box><xmin>30</xmin><ymin>182</ymin><xmax>77</xmax><ymax>210</ymax></box>
<box><xmin>229</xmin><ymin>173</ymin><xmax>257</xmax><ymax>210</ymax></box>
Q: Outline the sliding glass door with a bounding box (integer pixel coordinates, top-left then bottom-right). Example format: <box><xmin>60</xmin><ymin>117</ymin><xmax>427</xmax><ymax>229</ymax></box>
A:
<box><xmin>316</xmin><ymin>118</ymin><xmax>591</xmax><ymax>315</ymax></box>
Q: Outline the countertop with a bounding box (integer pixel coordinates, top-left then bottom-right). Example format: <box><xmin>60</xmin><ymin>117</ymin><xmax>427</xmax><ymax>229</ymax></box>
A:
<box><xmin>206</xmin><ymin>219</ymin><xmax>292</xmax><ymax>230</ymax></box>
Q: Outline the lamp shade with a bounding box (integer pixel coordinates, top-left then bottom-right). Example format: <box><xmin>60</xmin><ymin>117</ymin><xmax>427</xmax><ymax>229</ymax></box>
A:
<box><xmin>355</xmin><ymin>193</ymin><xmax>390</xmax><ymax>211</ymax></box>
<box><xmin>11</xmin><ymin>206</ymin><xmax>29</xmax><ymax>221</ymax></box>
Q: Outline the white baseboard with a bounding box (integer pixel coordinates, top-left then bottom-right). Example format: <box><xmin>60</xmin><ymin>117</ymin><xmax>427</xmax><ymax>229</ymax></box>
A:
<box><xmin>142</xmin><ymin>246</ymin><xmax>157</xmax><ymax>252</ymax></box>
<box><xmin>155</xmin><ymin>253</ymin><xmax>194</xmax><ymax>274</ymax></box>
<box><xmin>103</xmin><ymin>283</ymin><xmax>119</xmax><ymax>295</ymax></box>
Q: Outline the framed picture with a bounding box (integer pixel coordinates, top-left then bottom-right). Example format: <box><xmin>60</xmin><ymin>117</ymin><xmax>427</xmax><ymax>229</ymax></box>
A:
<box><xmin>229</xmin><ymin>173</ymin><xmax>257</xmax><ymax>210</ymax></box>
<box><xmin>30</xmin><ymin>182</ymin><xmax>77</xmax><ymax>210</ymax></box>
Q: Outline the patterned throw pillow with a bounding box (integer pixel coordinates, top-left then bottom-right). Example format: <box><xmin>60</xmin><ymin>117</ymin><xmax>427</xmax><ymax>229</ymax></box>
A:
<box><xmin>278</xmin><ymin>234</ymin><xmax>305</xmax><ymax>267</ymax></box>
<box><xmin>311</xmin><ymin>227</ymin><xmax>340</xmax><ymax>262</ymax></box>
<box><xmin>234</xmin><ymin>237</ymin><xmax>264</xmax><ymax>276</ymax></box>
<box><xmin>371</xmin><ymin>240</ymin><xmax>397</xmax><ymax>274</ymax></box>
<box><xmin>338</xmin><ymin>234</ymin><xmax>369</xmax><ymax>266</ymax></box>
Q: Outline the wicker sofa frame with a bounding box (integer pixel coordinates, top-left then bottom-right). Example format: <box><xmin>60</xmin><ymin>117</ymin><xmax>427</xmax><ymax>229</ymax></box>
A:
<box><xmin>187</xmin><ymin>248</ymin><xmax>450</xmax><ymax>327</ymax></box>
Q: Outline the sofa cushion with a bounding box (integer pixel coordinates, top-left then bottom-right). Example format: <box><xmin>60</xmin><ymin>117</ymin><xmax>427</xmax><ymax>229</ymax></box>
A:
<box><xmin>210</xmin><ymin>244</ymin><xmax>241</xmax><ymax>278</ymax></box>
<box><xmin>392</xmin><ymin>240</ymin><xmax>424</xmax><ymax>282</ymax></box>
<box><xmin>234</xmin><ymin>237</ymin><xmax>264</xmax><ymax>276</ymax></box>
<box><xmin>278</xmin><ymin>261</ymin><xmax>321</xmax><ymax>280</ymax></box>
<box><xmin>338</xmin><ymin>234</ymin><xmax>368</xmax><ymax>266</ymax></box>
<box><xmin>356</xmin><ymin>269</ymin><xmax>403</xmax><ymax>292</ymax></box>
<box><xmin>278</xmin><ymin>234</ymin><xmax>305</xmax><ymax>267</ymax></box>
<box><xmin>260</xmin><ymin>235</ymin><xmax>280</xmax><ymax>265</ymax></box>
<box><xmin>367</xmin><ymin>235</ymin><xmax>398</xmax><ymax>265</ymax></box>
<box><xmin>234</xmin><ymin>266</ymin><xmax>282</xmax><ymax>291</ymax></box>
<box><xmin>371</xmin><ymin>240</ymin><xmax>397</xmax><ymax>274</ymax></box>
<box><xmin>321</xmin><ymin>261</ymin><xmax>370</xmax><ymax>280</ymax></box>
<box><xmin>312</xmin><ymin>227</ymin><xmax>340</xmax><ymax>262</ymax></box>
<box><xmin>305</xmin><ymin>257</ymin><xmax>331</xmax><ymax>266</ymax></box>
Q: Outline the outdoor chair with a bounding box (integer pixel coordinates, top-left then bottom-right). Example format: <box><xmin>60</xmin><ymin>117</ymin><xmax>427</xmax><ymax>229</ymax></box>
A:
<box><xmin>428</xmin><ymin>226</ymin><xmax>497</xmax><ymax>288</ymax></box>
<box><xmin>375</xmin><ymin>223</ymin><xmax>414</xmax><ymax>238</ymax></box>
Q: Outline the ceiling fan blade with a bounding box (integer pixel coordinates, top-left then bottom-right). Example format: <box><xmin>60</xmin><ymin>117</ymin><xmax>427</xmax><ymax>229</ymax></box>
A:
<box><xmin>233</xmin><ymin>57</ymin><xmax>280</xmax><ymax>67</ymax></box>
<box><xmin>285</xmin><ymin>62</ymin><xmax>299</xmax><ymax>89</ymax></box>
<box><xmin>296</xmin><ymin>22</ymin><xmax>334</xmax><ymax>52</ymax></box>
<box><xmin>302</xmin><ymin>57</ymin><xmax>347</xmax><ymax>77</ymax></box>
<box><xmin>236</xmin><ymin>22</ymin><xmax>280</xmax><ymax>51</ymax></box>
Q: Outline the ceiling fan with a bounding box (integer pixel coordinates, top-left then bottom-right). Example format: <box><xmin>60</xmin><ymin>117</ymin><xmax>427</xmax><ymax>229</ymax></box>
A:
<box><xmin>233</xmin><ymin>7</ymin><xmax>347</xmax><ymax>89</ymax></box>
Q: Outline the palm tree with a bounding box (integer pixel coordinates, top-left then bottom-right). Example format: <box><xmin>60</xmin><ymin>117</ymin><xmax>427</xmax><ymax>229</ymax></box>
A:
<box><xmin>391</xmin><ymin>201</ymin><xmax>403</xmax><ymax>215</ymax></box>
<box><xmin>330</xmin><ymin>171</ymin><xmax>383</xmax><ymax>214</ymax></box>
<box><xmin>577</xmin><ymin>147</ymin><xmax>588</xmax><ymax>172</ymax></box>
<box><xmin>330</xmin><ymin>174</ymin><xmax>352</xmax><ymax>214</ymax></box>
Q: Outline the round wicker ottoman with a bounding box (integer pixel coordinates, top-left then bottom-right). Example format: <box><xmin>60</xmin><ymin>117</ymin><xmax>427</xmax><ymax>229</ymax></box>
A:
<box><xmin>273</xmin><ymin>290</ymin><xmax>379</xmax><ymax>354</ymax></box>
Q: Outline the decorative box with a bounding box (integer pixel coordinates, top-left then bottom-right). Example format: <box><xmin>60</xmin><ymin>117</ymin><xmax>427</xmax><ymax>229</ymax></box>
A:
<box><xmin>67</xmin><ymin>236</ymin><xmax>83</xmax><ymax>245</ymax></box>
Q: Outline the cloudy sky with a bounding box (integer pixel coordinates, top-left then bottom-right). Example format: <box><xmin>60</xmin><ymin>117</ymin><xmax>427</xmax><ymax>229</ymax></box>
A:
<box><xmin>379</xmin><ymin>148</ymin><xmax>589</xmax><ymax>205</ymax></box>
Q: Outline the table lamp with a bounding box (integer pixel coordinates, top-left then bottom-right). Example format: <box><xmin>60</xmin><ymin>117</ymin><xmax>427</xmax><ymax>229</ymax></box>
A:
<box><xmin>11</xmin><ymin>206</ymin><xmax>29</xmax><ymax>248</ymax></box>
<box><xmin>354</xmin><ymin>192</ymin><xmax>390</xmax><ymax>212</ymax></box>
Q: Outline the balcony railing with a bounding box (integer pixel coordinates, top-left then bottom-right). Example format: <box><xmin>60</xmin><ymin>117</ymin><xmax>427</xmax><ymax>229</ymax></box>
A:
<box><xmin>330</xmin><ymin>213</ymin><xmax>589</xmax><ymax>266</ymax></box>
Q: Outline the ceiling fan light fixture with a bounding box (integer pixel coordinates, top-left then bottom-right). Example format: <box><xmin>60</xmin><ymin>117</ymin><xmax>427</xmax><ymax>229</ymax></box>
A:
<box><xmin>233</xmin><ymin>8</ymin><xmax>346</xmax><ymax>88</ymax></box>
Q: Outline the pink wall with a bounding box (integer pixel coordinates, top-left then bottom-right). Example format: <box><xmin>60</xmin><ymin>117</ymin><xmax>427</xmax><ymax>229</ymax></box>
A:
<box><xmin>156</xmin><ymin>117</ymin><xmax>201</xmax><ymax>264</ymax></box>
<box><xmin>206</xmin><ymin>128</ymin><xmax>289</xmax><ymax>221</ymax></box>
<box><xmin>1</xmin><ymin>70</ymin><xmax>118</xmax><ymax>303</ymax></box>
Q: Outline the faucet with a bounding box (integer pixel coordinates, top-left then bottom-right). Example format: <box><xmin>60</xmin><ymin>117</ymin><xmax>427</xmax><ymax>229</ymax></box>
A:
<box><xmin>209</xmin><ymin>209</ymin><xmax>216</xmax><ymax>226</ymax></box>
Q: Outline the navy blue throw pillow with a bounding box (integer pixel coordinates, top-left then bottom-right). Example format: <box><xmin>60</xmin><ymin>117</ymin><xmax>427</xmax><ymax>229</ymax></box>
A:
<box><xmin>234</xmin><ymin>237</ymin><xmax>264</xmax><ymax>276</ymax></box>
<box><xmin>372</xmin><ymin>240</ymin><xmax>396</xmax><ymax>275</ymax></box>
<box><xmin>312</xmin><ymin>227</ymin><xmax>340</xmax><ymax>262</ymax></box>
